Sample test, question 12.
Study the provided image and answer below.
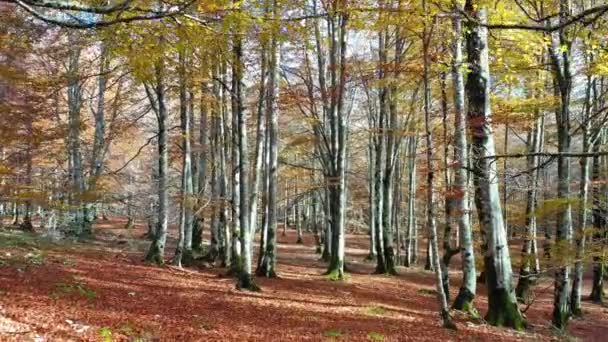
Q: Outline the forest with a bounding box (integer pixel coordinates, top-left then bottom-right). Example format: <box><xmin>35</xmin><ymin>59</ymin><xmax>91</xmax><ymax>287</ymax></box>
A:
<box><xmin>0</xmin><ymin>0</ymin><xmax>607</xmax><ymax>340</ymax></box>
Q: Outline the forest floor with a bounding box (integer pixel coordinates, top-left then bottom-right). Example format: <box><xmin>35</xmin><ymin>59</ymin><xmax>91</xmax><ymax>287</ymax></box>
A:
<box><xmin>0</xmin><ymin>218</ymin><xmax>606</xmax><ymax>341</ymax></box>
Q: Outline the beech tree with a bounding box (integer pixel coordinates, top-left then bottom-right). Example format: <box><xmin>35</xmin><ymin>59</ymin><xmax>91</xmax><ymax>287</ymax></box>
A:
<box><xmin>4</xmin><ymin>0</ymin><xmax>608</xmax><ymax>335</ymax></box>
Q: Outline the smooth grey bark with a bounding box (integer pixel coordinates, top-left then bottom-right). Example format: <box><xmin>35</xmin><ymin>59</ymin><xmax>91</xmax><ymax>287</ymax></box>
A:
<box><xmin>295</xmin><ymin>173</ymin><xmax>303</xmax><ymax>243</ymax></box>
<box><xmin>309</xmin><ymin>0</ymin><xmax>333</xmax><ymax>264</ymax></box>
<box><xmin>312</xmin><ymin>189</ymin><xmax>322</xmax><ymax>254</ymax></box>
<box><xmin>393</xmin><ymin>152</ymin><xmax>403</xmax><ymax>265</ymax></box>
<box><xmin>145</xmin><ymin>60</ymin><xmax>169</xmax><ymax>265</ymax></box>
<box><xmin>590</xmin><ymin>138</ymin><xmax>606</xmax><ymax>303</ymax></box>
<box><xmin>249</xmin><ymin>38</ymin><xmax>267</xmax><ymax>239</ymax></box>
<box><xmin>283</xmin><ymin>184</ymin><xmax>289</xmax><ymax>235</ymax></box>
<box><xmin>465</xmin><ymin>0</ymin><xmax>525</xmax><ymax>329</ymax></box>
<box><xmin>362</xmin><ymin>58</ymin><xmax>377</xmax><ymax>261</ymax></box>
<box><xmin>404</xmin><ymin>134</ymin><xmax>418</xmax><ymax>267</ymax></box>
<box><xmin>321</xmin><ymin>188</ymin><xmax>332</xmax><ymax>262</ymax></box>
<box><xmin>232</xmin><ymin>26</ymin><xmax>256</xmax><ymax>290</ymax></box>
<box><xmin>66</xmin><ymin>32</ymin><xmax>88</xmax><ymax>235</ymax></box>
<box><xmin>378</xmin><ymin>20</ymin><xmax>399</xmax><ymax>275</ymax></box>
<box><xmin>204</xmin><ymin>69</ymin><xmax>225</xmax><ymax>264</ymax></box>
<box><xmin>90</xmin><ymin>40</ymin><xmax>109</xmax><ymax>193</ymax></box>
<box><xmin>515</xmin><ymin>110</ymin><xmax>544</xmax><ymax>304</ymax></box>
<box><xmin>220</xmin><ymin>66</ymin><xmax>232</xmax><ymax>268</ymax></box>
<box><xmin>451</xmin><ymin>10</ymin><xmax>476</xmax><ymax>312</ymax></box>
<box><xmin>548</xmin><ymin>0</ymin><xmax>574</xmax><ymax>327</ymax></box>
<box><xmin>22</xmin><ymin>120</ymin><xmax>34</xmax><ymax>230</ymax></box>
<box><xmin>422</xmin><ymin>9</ymin><xmax>453</xmax><ymax>326</ymax></box>
<box><xmin>193</xmin><ymin>83</ymin><xmax>209</xmax><ymax>251</ymax></box>
<box><xmin>324</xmin><ymin>4</ymin><xmax>349</xmax><ymax>280</ymax></box>
<box><xmin>570</xmin><ymin>70</ymin><xmax>594</xmax><ymax>315</ymax></box>
<box><xmin>440</xmin><ymin>72</ymin><xmax>458</xmax><ymax>300</ymax></box>
<box><xmin>173</xmin><ymin>51</ymin><xmax>194</xmax><ymax>267</ymax></box>
<box><xmin>257</xmin><ymin>13</ymin><xmax>279</xmax><ymax>278</ymax></box>
<box><xmin>190</xmin><ymin>90</ymin><xmax>198</xmax><ymax>223</ymax></box>
<box><xmin>256</xmin><ymin>119</ymin><xmax>271</xmax><ymax>271</ymax></box>
<box><xmin>230</xmin><ymin>67</ymin><xmax>242</xmax><ymax>274</ymax></box>
<box><xmin>373</xmin><ymin>57</ymin><xmax>386</xmax><ymax>271</ymax></box>
<box><xmin>366</xmin><ymin>139</ymin><xmax>377</xmax><ymax>260</ymax></box>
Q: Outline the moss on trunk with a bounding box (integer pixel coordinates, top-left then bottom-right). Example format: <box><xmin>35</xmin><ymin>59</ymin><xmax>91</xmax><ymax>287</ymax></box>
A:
<box><xmin>485</xmin><ymin>288</ymin><xmax>526</xmax><ymax>330</ymax></box>
<box><xmin>145</xmin><ymin>241</ymin><xmax>164</xmax><ymax>265</ymax></box>
<box><xmin>237</xmin><ymin>272</ymin><xmax>261</xmax><ymax>292</ymax></box>
<box><xmin>453</xmin><ymin>287</ymin><xmax>478</xmax><ymax>318</ymax></box>
<box><xmin>552</xmin><ymin>305</ymin><xmax>569</xmax><ymax>331</ymax></box>
<box><xmin>325</xmin><ymin>259</ymin><xmax>344</xmax><ymax>281</ymax></box>
<box><xmin>384</xmin><ymin>248</ymin><xmax>398</xmax><ymax>276</ymax></box>
<box><xmin>590</xmin><ymin>261</ymin><xmax>604</xmax><ymax>303</ymax></box>
<box><xmin>256</xmin><ymin>251</ymin><xmax>277</xmax><ymax>278</ymax></box>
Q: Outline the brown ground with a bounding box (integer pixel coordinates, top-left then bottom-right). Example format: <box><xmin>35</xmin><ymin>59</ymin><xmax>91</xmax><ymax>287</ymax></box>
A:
<box><xmin>0</xmin><ymin>218</ymin><xmax>606</xmax><ymax>341</ymax></box>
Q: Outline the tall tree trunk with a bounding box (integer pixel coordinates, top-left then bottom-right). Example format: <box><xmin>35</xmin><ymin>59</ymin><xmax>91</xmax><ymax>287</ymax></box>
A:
<box><xmin>173</xmin><ymin>51</ymin><xmax>194</xmax><ymax>267</ymax></box>
<box><xmin>440</xmin><ymin>72</ymin><xmax>458</xmax><ymax>299</ymax></box>
<box><xmin>324</xmin><ymin>6</ymin><xmax>348</xmax><ymax>280</ymax></box>
<box><xmin>256</xmin><ymin>118</ymin><xmax>271</xmax><ymax>269</ymax></box>
<box><xmin>295</xmin><ymin>174</ymin><xmax>304</xmax><ymax>243</ymax></box>
<box><xmin>589</xmin><ymin>140</ymin><xmax>606</xmax><ymax>303</ymax></box>
<box><xmin>193</xmin><ymin>83</ymin><xmax>210</xmax><ymax>251</ymax></box>
<box><xmin>571</xmin><ymin>71</ymin><xmax>593</xmax><ymax>315</ymax></box>
<box><xmin>145</xmin><ymin>60</ymin><xmax>169</xmax><ymax>265</ymax></box>
<box><xmin>465</xmin><ymin>0</ymin><xmax>525</xmax><ymax>329</ymax></box>
<box><xmin>373</xmin><ymin>84</ymin><xmax>386</xmax><ymax>272</ymax></box>
<box><xmin>451</xmin><ymin>10</ymin><xmax>476</xmax><ymax>312</ymax></box>
<box><xmin>549</xmin><ymin>0</ymin><xmax>574</xmax><ymax>327</ymax></box>
<box><xmin>515</xmin><ymin>111</ymin><xmax>544</xmax><ymax>303</ymax></box>
<box><xmin>405</xmin><ymin>134</ymin><xmax>418</xmax><ymax>267</ymax></box>
<box><xmin>257</xmin><ymin>13</ymin><xmax>279</xmax><ymax>278</ymax></box>
<box><xmin>90</xmin><ymin>40</ymin><xmax>109</xmax><ymax>193</ymax></box>
<box><xmin>250</xmin><ymin>38</ymin><xmax>268</xmax><ymax>239</ymax></box>
<box><xmin>66</xmin><ymin>32</ymin><xmax>88</xmax><ymax>235</ymax></box>
<box><xmin>367</xmin><ymin>141</ymin><xmax>377</xmax><ymax>260</ymax></box>
<box><xmin>220</xmin><ymin>65</ymin><xmax>232</xmax><ymax>268</ymax></box>
<box><xmin>422</xmin><ymin>10</ymin><xmax>453</xmax><ymax>326</ymax></box>
<box><xmin>379</xmin><ymin>21</ymin><xmax>398</xmax><ymax>275</ymax></box>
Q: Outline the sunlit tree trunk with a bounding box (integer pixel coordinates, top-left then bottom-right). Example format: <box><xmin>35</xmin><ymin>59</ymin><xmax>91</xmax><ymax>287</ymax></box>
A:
<box><xmin>174</xmin><ymin>51</ymin><xmax>194</xmax><ymax>267</ymax></box>
<box><xmin>440</xmin><ymin>72</ymin><xmax>458</xmax><ymax>299</ymax></box>
<box><xmin>256</xmin><ymin>120</ymin><xmax>271</xmax><ymax>270</ymax></box>
<box><xmin>366</xmin><ymin>140</ymin><xmax>377</xmax><ymax>261</ymax></box>
<box><xmin>145</xmin><ymin>60</ymin><xmax>169</xmax><ymax>265</ymax></box>
<box><xmin>324</xmin><ymin>4</ymin><xmax>349</xmax><ymax>280</ymax></box>
<box><xmin>571</xmin><ymin>70</ymin><xmax>593</xmax><ymax>315</ymax></box>
<box><xmin>451</xmin><ymin>10</ymin><xmax>476</xmax><ymax>312</ymax></box>
<box><xmin>90</xmin><ymin>40</ymin><xmax>109</xmax><ymax>196</ymax></box>
<box><xmin>548</xmin><ymin>0</ymin><xmax>574</xmax><ymax>327</ymax></box>
<box><xmin>193</xmin><ymin>83</ymin><xmax>209</xmax><ymax>251</ymax></box>
<box><xmin>230</xmin><ymin>69</ymin><xmax>242</xmax><ymax>274</ymax></box>
<box><xmin>465</xmin><ymin>0</ymin><xmax>525</xmax><ymax>329</ymax></box>
<box><xmin>250</xmin><ymin>37</ymin><xmax>267</xmax><ymax>239</ymax></box>
<box><xmin>66</xmin><ymin>32</ymin><xmax>88</xmax><ymax>235</ymax></box>
<box><xmin>515</xmin><ymin>110</ymin><xmax>543</xmax><ymax>304</ymax></box>
<box><xmin>404</xmin><ymin>134</ymin><xmax>418</xmax><ymax>267</ymax></box>
<box><xmin>590</xmin><ymin>139</ymin><xmax>606</xmax><ymax>303</ymax></box>
<box><xmin>422</xmin><ymin>8</ymin><xmax>452</xmax><ymax>326</ymax></box>
<box><xmin>257</xmin><ymin>10</ymin><xmax>279</xmax><ymax>278</ymax></box>
<box><xmin>231</xmin><ymin>24</ymin><xmax>256</xmax><ymax>289</ymax></box>
<box><xmin>295</xmin><ymin>174</ymin><xmax>304</xmax><ymax>244</ymax></box>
